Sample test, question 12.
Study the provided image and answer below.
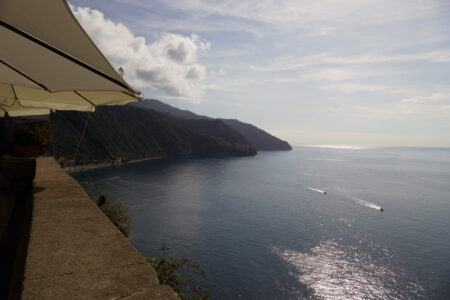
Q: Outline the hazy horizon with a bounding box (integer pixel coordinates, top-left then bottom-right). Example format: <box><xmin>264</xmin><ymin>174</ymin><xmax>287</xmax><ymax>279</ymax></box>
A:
<box><xmin>69</xmin><ymin>0</ymin><xmax>450</xmax><ymax>147</ymax></box>
<box><xmin>268</xmin><ymin>143</ymin><xmax>450</xmax><ymax>150</ymax></box>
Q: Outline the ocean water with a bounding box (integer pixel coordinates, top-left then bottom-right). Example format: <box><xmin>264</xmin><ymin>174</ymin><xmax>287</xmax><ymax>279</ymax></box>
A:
<box><xmin>72</xmin><ymin>147</ymin><xmax>450</xmax><ymax>299</ymax></box>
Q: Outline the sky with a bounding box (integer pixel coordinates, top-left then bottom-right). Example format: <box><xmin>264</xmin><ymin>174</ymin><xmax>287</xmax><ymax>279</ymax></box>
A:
<box><xmin>69</xmin><ymin>0</ymin><xmax>450</xmax><ymax>147</ymax></box>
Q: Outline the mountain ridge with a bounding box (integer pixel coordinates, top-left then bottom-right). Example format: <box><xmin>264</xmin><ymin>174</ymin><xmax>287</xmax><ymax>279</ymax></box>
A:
<box><xmin>132</xmin><ymin>99</ymin><xmax>292</xmax><ymax>151</ymax></box>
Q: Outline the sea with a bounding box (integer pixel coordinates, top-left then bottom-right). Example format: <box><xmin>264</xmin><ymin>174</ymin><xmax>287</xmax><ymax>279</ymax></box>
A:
<box><xmin>72</xmin><ymin>146</ymin><xmax>450</xmax><ymax>299</ymax></box>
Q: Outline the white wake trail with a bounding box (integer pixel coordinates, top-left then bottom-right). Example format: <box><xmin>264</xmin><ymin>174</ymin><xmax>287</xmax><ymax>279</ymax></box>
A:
<box><xmin>353</xmin><ymin>197</ymin><xmax>383</xmax><ymax>211</ymax></box>
<box><xmin>307</xmin><ymin>187</ymin><xmax>383</xmax><ymax>211</ymax></box>
<box><xmin>308</xmin><ymin>187</ymin><xmax>326</xmax><ymax>194</ymax></box>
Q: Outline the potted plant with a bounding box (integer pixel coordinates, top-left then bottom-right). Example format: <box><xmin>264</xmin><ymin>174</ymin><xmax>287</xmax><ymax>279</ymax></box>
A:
<box><xmin>13</xmin><ymin>123</ymin><xmax>49</xmax><ymax>157</ymax></box>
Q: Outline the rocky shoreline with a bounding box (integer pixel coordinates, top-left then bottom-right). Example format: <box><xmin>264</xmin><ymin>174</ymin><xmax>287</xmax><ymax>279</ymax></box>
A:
<box><xmin>64</xmin><ymin>156</ymin><xmax>165</xmax><ymax>173</ymax></box>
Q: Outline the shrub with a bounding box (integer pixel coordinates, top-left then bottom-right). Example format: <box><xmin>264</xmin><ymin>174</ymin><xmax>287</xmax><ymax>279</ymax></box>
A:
<box><xmin>95</xmin><ymin>194</ymin><xmax>131</xmax><ymax>237</ymax></box>
<box><xmin>145</xmin><ymin>240</ymin><xmax>210</xmax><ymax>300</ymax></box>
<box><xmin>80</xmin><ymin>184</ymin><xmax>207</xmax><ymax>299</ymax></box>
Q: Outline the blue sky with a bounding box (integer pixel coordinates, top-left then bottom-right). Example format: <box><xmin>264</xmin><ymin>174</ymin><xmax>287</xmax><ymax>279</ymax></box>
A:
<box><xmin>70</xmin><ymin>0</ymin><xmax>450</xmax><ymax>147</ymax></box>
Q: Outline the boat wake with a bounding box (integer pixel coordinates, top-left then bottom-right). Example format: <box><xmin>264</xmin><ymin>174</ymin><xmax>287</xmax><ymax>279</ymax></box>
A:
<box><xmin>311</xmin><ymin>187</ymin><xmax>383</xmax><ymax>211</ymax></box>
<box><xmin>307</xmin><ymin>187</ymin><xmax>326</xmax><ymax>194</ymax></box>
<box><xmin>352</xmin><ymin>197</ymin><xmax>383</xmax><ymax>211</ymax></box>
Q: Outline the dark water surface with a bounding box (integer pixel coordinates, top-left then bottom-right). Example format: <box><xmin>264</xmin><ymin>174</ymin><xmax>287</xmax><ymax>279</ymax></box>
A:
<box><xmin>72</xmin><ymin>147</ymin><xmax>450</xmax><ymax>299</ymax></box>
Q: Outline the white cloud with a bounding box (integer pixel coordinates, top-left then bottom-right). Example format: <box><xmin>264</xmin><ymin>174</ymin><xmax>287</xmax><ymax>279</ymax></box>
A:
<box><xmin>302</xmin><ymin>67</ymin><xmax>391</xmax><ymax>82</ymax></box>
<box><xmin>325</xmin><ymin>83</ymin><xmax>390</xmax><ymax>93</ymax></box>
<box><xmin>332</xmin><ymin>92</ymin><xmax>450</xmax><ymax>121</ymax></box>
<box><xmin>135</xmin><ymin>0</ymin><xmax>444</xmax><ymax>36</ymax></box>
<box><xmin>72</xmin><ymin>6</ymin><xmax>210</xmax><ymax>101</ymax></box>
<box><xmin>402</xmin><ymin>93</ymin><xmax>450</xmax><ymax>104</ymax></box>
<box><xmin>253</xmin><ymin>50</ymin><xmax>450</xmax><ymax>73</ymax></box>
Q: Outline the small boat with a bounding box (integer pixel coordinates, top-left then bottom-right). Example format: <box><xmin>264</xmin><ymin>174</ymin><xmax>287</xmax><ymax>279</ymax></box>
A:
<box><xmin>380</xmin><ymin>207</ymin><xmax>384</xmax><ymax>212</ymax></box>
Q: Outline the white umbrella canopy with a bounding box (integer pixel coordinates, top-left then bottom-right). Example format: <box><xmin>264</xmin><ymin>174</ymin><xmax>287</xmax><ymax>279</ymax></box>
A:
<box><xmin>0</xmin><ymin>0</ymin><xmax>143</xmax><ymax>117</ymax></box>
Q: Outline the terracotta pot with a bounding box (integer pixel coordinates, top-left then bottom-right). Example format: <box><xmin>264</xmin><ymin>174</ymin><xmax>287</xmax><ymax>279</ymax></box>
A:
<box><xmin>13</xmin><ymin>144</ymin><xmax>41</xmax><ymax>158</ymax></box>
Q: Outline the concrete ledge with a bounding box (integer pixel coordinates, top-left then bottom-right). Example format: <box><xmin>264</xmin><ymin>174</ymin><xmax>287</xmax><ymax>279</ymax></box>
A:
<box><xmin>21</xmin><ymin>157</ymin><xmax>179</xmax><ymax>299</ymax></box>
<box><xmin>21</xmin><ymin>264</ymin><xmax>177</xmax><ymax>299</ymax></box>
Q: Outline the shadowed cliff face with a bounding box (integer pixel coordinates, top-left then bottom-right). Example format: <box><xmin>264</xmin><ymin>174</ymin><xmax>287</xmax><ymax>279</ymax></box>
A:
<box><xmin>49</xmin><ymin>105</ymin><xmax>256</xmax><ymax>166</ymax></box>
<box><xmin>219</xmin><ymin>119</ymin><xmax>292</xmax><ymax>151</ymax></box>
<box><xmin>133</xmin><ymin>99</ymin><xmax>292</xmax><ymax>151</ymax></box>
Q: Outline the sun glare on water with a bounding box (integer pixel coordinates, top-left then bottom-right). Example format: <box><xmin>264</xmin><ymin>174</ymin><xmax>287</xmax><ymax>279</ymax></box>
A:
<box><xmin>273</xmin><ymin>240</ymin><xmax>424</xmax><ymax>299</ymax></box>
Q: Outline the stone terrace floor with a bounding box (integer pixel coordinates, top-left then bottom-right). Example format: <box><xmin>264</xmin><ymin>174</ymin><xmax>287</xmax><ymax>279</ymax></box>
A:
<box><xmin>21</xmin><ymin>157</ymin><xmax>178</xmax><ymax>299</ymax></box>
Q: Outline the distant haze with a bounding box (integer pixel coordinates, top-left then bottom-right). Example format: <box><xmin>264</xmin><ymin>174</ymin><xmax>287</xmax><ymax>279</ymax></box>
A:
<box><xmin>70</xmin><ymin>0</ymin><xmax>450</xmax><ymax>147</ymax></box>
<box><xmin>268</xmin><ymin>130</ymin><xmax>450</xmax><ymax>148</ymax></box>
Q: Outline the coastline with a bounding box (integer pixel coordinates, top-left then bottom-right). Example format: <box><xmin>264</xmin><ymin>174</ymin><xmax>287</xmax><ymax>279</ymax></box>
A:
<box><xmin>63</xmin><ymin>150</ymin><xmax>259</xmax><ymax>174</ymax></box>
<box><xmin>64</xmin><ymin>156</ymin><xmax>165</xmax><ymax>173</ymax></box>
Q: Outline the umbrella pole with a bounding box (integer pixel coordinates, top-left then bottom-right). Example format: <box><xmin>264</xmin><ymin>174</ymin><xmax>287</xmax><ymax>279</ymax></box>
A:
<box><xmin>49</xmin><ymin>112</ymin><xmax>56</xmax><ymax>157</ymax></box>
<box><xmin>72</xmin><ymin>112</ymin><xmax>91</xmax><ymax>168</ymax></box>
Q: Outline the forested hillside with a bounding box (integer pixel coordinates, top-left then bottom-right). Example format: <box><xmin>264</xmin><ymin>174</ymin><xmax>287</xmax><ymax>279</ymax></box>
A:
<box><xmin>50</xmin><ymin>105</ymin><xmax>256</xmax><ymax>166</ymax></box>
<box><xmin>134</xmin><ymin>99</ymin><xmax>292</xmax><ymax>151</ymax></box>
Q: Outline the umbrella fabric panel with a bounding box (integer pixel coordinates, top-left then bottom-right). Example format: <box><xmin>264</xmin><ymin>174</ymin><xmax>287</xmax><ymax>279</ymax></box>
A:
<box><xmin>77</xmin><ymin>91</ymin><xmax>137</xmax><ymax>106</ymax></box>
<box><xmin>0</xmin><ymin>0</ymin><xmax>143</xmax><ymax>117</ymax></box>
<box><xmin>0</xmin><ymin>83</ymin><xmax>15</xmax><ymax>106</ymax></box>
<box><xmin>0</xmin><ymin>61</ymin><xmax>41</xmax><ymax>89</ymax></box>
<box><xmin>0</xmin><ymin>83</ymin><xmax>137</xmax><ymax>113</ymax></box>
<box><xmin>14</xmin><ymin>86</ymin><xmax>94</xmax><ymax>111</ymax></box>
<box><xmin>14</xmin><ymin>88</ymin><xmax>137</xmax><ymax>110</ymax></box>
<box><xmin>0</xmin><ymin>26</ymin><xmax>124</xmax><ymax>92</ymax></box>
<box><xmin>0</xmin><ymin>0</ymin><xmax>129</xmax><ymax>91</ymax></box>
<box><xmin>0</xmin><ymin>99</ymin><xmax>49</xmax><ymax>117</ymax></box>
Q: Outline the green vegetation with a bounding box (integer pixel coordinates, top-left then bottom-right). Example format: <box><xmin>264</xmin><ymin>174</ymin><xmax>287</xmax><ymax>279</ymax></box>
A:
<box><xmin>95</xmin><ymin>194</ymin><xmax>131</xmax><ymax>237</ymax></box>
<box><xmin>80</xmin><ymin>182</ymin><xmax>131</xmax><ymax>237</ymax></box>
<box><xmin>80</xmin><ymin>183</ymin><xmax>208</xmax><ymax>299</ymax></box>
<box><xmin>134</xmin><ymin>99</ymin><xmax>292</xmax><ymax>151</ymax></box>
<box><xmin>145</xmin><ymin>241</ymin><xmax>210</xmax><ymax>300</ymax></box>
<box><xmin>49</xmin><ymin>105</ymin><xmax>256</xmax><ymax>167</ymax></box>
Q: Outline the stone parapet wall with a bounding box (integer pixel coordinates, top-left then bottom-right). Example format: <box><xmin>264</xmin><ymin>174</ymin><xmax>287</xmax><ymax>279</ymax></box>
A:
<box><xmin>21</xmin><ymin>157</ymin><xmax>179</xmax><ymax>299</ymax></box>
